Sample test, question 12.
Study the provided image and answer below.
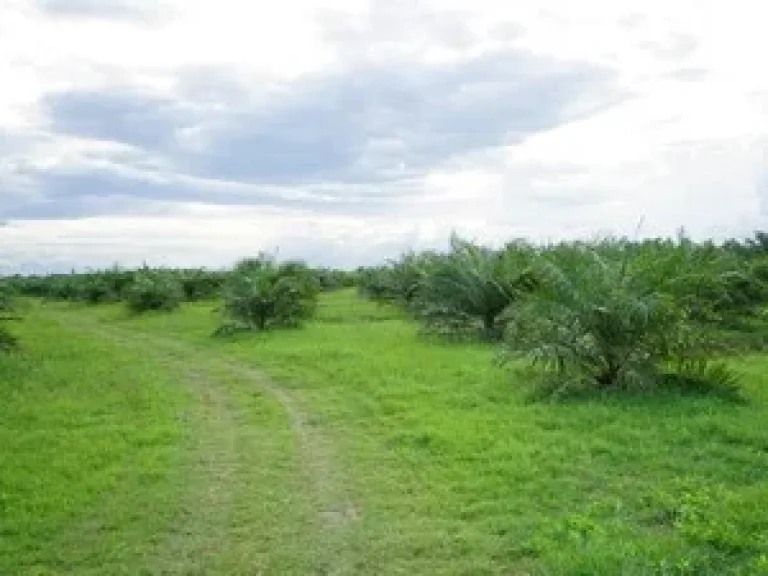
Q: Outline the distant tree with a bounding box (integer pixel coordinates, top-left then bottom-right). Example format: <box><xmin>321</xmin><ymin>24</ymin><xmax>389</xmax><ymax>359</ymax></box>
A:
<box><xmin>216</xmin><ymin>255</ymin><xmax>319</xmax><ymax>334</ymax></box>
<box><xmin>0</xmin><ymin>283</ymin><xmax>19</xmax><ymax>352</ymax></box>
<box><xmin>125</xmin><ymin>272</ymin><xmax>184</xmax><ymax>313</ymax></box>
<box><xmin>416</xmin><ymin>237</ymin><xmax>536</xmax><ymax>341</ymax></box>
<box><xmin>746</xmin><ymin>231</ymin><xmax>768</xmax><ymax>254</ymax></box>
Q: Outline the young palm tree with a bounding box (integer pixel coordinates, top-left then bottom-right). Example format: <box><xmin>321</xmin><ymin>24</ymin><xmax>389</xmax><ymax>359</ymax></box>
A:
<box><xmin>217</xmin><ymin>255</ymin><xmax>319</xmax><ymax>333</ymax></box>
<box><xmin>504</xmin><ymin>239</ymin><xmax>738</xmax><ymax>392</ymax></box>
<box><xmin>125</xmin><ymin>271</ymin><xmax>184</xmax><ymax>313</ymax></box>
<box><xmin>418</xmin><ymin>236</ymin><xmax>536</xmax><ymax>341</ymax></box>
<box><xmin>358</xmin><ymin>251</ymin><xmax>437</xmax><ymax>306</ymax></box>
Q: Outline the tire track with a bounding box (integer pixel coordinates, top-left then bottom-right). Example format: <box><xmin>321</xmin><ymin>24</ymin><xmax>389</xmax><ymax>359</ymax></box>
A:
<box><xmin>63</xmin><ymin>314</ymin><xmax>360</xmax><ymax>575</ymax></box>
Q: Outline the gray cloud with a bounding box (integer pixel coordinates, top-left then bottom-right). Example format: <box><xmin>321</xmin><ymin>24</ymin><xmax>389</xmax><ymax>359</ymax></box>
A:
<box><xmin>36</xmin><ymin>0</ymin><xmax>169</xmax><ymax>23</ymax></box>
<box><xmin>19</xmin><ymin>0</ymin><xmax>625</xmax><ymax>222</ymax></box>
<box><xmin>0</xmin><ymin>163</ymin><xmax>425</xmax><ymax>220</ymax></box>
<box><xmin>45</xmin><ymin>91</ymin><xmax>190</xmax><ymax>150</ymax></box>
<box><xmin>1</xmin><ymin>169</ymin><xmax>280</xmax><ymax>219</ymax></box>
<box><xmin>43</xmin><ymin>48</ymin><xmax>621</xmax><ymax>189</ymax></box>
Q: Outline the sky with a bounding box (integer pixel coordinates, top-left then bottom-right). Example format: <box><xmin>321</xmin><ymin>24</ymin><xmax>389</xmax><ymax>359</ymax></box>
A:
<box><xmin>1</xmin><ymin>0</ymin><xmax>767</xmax><ymax>272</ymax></box>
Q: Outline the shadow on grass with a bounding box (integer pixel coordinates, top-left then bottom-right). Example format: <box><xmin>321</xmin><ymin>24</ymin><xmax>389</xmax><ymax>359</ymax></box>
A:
<box><xmin>509</xmin><ymin>366</ymin><xmax>748</xmax><ymax>406</ymax></box>
<box><xmin>0</xmin><ymin>325</ymin><xmax>20</xmax><ymax>353</ymax></box>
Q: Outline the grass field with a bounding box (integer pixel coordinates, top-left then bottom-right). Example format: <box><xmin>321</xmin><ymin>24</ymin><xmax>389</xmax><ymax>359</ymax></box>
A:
<box><xmin>2</xmin><ymin>289</ymin><xmax>768</xmax><ymax>575</ymax></box>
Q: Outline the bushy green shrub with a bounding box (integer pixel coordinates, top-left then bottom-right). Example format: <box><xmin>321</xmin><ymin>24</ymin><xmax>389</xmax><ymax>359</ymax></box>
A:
<box><xmin>0</xmin><ymin>284</ymin><xmax>13</xmax><ymax>312</ymax></box>
<box><xmin>357</xmin><ymin>266</ymin><xmax>400</xmax><ymax>301</ymax></box>
<box><xmin>358</xmin><ymin>251</ymin><xmax>436</xmax><ymax>305</ymax></box>
<box><xmin>178</xmin><ymin>269</ymin><xmax>226</xmax><ymax>301</ymax></box>
<box><xmin>70</xmin><ymin>266</ymin><xmax>135</xmax><ymax>304</ymax></box>
<box><xmin>125</xmin><ymin>273</ymin><xmax>183</xmax><ymax>313</ymax></box>
<box><xmin>359</xmin><ymin>237</ymin><xmax>536</xmax><ymax>341</ymax></box>
<box><xmin>416</xmin><ymin>238</ymin><xmax>536</xmax><ymax>341</ymax></box>
<box><xmin>502</xmin><ymin>240</ymin><xmax>739</xmax><ymax>395</ymax></box>
<box><xmin>41</xmin><ymin>275</ymin><xmax>81</xmax><ymax>300</ymax></box>
<box><xmin>77</xmin><ymin>275</ymin><xmax>120</xmax><ymax>304</ymax></box>
<box><xmin>0</xmin><ymin>283</ymin><xmax>19</xmax><ymax>352</ymax></box>
<box><xmin>216</xmin><ymin>255</ymin><xmax>318</xmax><ymax>334</ymax></box>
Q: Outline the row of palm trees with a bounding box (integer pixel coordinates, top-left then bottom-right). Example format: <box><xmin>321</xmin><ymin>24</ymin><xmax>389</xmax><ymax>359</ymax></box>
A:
<box><xmin>359</xmin><ymin>234</ymin><xmax>768</xmax><ymax>392</ymax></box>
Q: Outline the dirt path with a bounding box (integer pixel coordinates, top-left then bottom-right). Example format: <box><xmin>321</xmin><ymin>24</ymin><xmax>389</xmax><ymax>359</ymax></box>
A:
<box><xmin>154</xmin><ymin>365</ymin><xmax>243</xmax><ymax>574</ymax></box>
<box><xmin>62</xmin><ymin>314</ymin><xmax>360</xmax><ymax>575</ymax></box>
<box><xmin>222</xmin><ymin>360</ymin><xmax>361</xmax><ymax>574</ymax></box>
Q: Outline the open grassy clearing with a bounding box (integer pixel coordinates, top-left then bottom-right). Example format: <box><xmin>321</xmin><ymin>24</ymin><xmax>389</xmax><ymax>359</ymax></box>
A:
<box><xmin>14</xmin><ymin>289</ymin><xmax>765</xmax><ymax>575</ymax></box>
<box><xmin>0</xmin><ymin>302</ymin><xmax>328</xmax><ymax>575</ymax></box>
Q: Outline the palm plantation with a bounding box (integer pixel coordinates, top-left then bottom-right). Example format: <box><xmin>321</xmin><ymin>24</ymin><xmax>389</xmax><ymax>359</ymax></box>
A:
<box><xmin>2</xmin><ymin>232</ymin><xmax>768</xmax><ymax>574</ymax></box>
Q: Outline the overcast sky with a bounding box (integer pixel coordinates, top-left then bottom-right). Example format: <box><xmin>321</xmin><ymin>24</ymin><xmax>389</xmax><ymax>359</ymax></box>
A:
<box><xmin>1</xmin><ymin>0</ymin><xmax>767</xmax><ymax>271</ymax></box>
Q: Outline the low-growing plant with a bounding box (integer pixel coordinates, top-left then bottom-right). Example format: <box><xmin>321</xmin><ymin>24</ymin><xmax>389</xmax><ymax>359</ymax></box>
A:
<box><xmin>40</xmin><ymin>274</ymin><xmax>81</xmax><ymax>300</ymax></box>
<box><xmin>125</xmin><ymin>272</ymin><xmax>184</xmax><ymax>313</ymax></box>
<box><xmin>215</xmin><ymin>255</ymin><xmax>318</xmax><ymax>334</ymax></box>
<box><xmin>178</xmin><ymin>268</ymin><xmax>227</xmax><ymax>301</ymax></box>
<box><xmin>76</xmin><ymin>274</ymin><xmax>120</xmax><ymax>304</ymax></box>
<box><xmin>314</xmin><ymin>267</ymin><xmax>357</xmax><ymax>291</ymax></box>
<box><xmin>417</xmin><ymin>237</ymin><xmax>536</xmax><ymax>341</ymax></box>
<box><xmin>358</xmin><ymin>251</ymin><xmax>436</xmax><ymax>305</ymax></box>
<box><xmin>70</xmin><ymin>266</ymin><xmax>136</xmax><ymax>304</ymax></box>
<box><xmin>502</xmin><ymin>240</ymin><xmax>739</xmax><ymax>395</ymax></box>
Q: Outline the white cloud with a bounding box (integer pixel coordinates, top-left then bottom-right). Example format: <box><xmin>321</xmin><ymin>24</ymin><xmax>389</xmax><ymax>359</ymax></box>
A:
<box><xmin>1</xmin><ymin>0</ymin><xmax>768</xmax><ymax>271</ymax></box>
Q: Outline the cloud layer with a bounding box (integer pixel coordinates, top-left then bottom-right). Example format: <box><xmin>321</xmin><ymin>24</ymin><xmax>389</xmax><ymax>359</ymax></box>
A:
<box><xmin>1</xmin><ymin>0</ymin><xmax>767</xmax><ymax>271</ymax></box>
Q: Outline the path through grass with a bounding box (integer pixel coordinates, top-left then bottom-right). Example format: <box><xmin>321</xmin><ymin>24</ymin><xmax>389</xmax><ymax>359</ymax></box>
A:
<box><xmin>3</xmin><ymin>291</ymin><xmax>768</xmax><ymax>574</ymax></box>
<box><xmin>75</xmin><ymin>316</ymin><xmax>361</xmax><ymax>575</ymax></box>
<box><xmin>1</xmin><ymin>303</ymin><xmax>331</xmax><ymax>575</ymax></box>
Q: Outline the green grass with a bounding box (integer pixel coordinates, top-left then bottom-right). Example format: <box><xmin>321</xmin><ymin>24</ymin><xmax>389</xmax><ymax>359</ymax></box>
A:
<box><xmin>0</xmin><ymin>309</ymin><xmax>189</xmax><ymax>574</ymax></box>
<box><xmin>3</xmin><ymin>290</ymin><xmax>768</xmax><ymax>574</ymax></box>
<box><xmin>0</xmin><ymin>303</ymin><xmax>318</xmax><ymax>575</ymax></box>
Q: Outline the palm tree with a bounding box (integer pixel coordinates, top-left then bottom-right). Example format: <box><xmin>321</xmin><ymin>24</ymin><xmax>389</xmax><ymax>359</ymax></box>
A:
<box><xmin>418</xmin><ymin>236</ymin><xmax>535</xmax><ymax>341</ymax></box>
<box><xmin>217</xmin><ymin>256</ymin><xmax>319</xmax><ymax>334</ymax></box>
<box><xmin>504</xmin><ymin>239</ymin><xmax>738</xmax><ymax>392</ymax></box>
